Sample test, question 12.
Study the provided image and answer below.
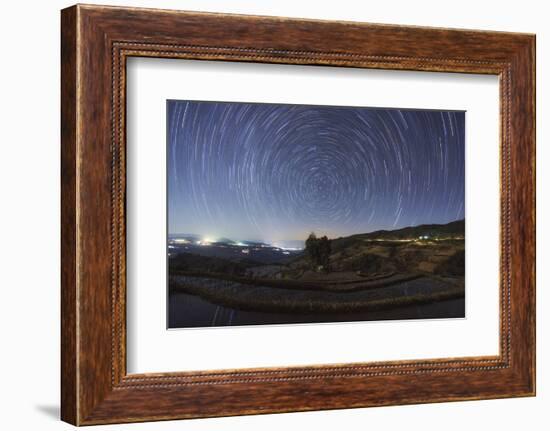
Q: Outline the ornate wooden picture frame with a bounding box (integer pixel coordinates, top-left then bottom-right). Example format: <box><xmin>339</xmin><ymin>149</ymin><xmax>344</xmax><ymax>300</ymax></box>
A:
<box><xmin>61</xmin><ymin>4</ymin><xmax>535</xmax><ymax>425</ymax></box>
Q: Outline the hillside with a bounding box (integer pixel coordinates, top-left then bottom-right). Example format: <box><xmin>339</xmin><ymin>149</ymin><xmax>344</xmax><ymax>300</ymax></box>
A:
<box><xmin>284</xmin><ymin>219</ymin><xmax>465</xmax><ymax>280</ymax></box>
<box><xmin>363</xmin><ymin>219</ymin><xmax>464</xmax><ymax>239</ymax></box>
<box><xmin>331</xmin><ymin>219</ymin><xmax>464</xmax><ymax>251</ymax></box>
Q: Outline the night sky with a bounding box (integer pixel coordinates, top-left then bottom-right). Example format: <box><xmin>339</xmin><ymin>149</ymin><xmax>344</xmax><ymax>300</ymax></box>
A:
<box><xmin>167</xmin><ymin>100</ymin><xmax>465</xmax><ymax>244</ymax></box>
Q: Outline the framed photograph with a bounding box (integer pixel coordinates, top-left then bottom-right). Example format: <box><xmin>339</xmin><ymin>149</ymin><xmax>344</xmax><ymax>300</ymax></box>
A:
<box><xmin>166</xmin><ymin>100</ymin><xmax>466</xmax><ymax>329</ymax></box>
<box><xmin>61</xmin><ymin>4</ymin><xmax>535</xmax><ymax>425</ymax></box>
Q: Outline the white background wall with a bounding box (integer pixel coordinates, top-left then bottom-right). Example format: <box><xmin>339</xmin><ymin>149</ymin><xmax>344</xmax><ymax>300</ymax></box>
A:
<box><xmin>0</xmin><ymin>0</ymin><xmax>546</xmax><ymax>429</ymax></box>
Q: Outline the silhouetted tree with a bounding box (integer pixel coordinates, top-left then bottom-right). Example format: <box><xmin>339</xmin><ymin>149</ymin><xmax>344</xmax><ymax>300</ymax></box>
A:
<box><xmin>318</xmin><ymin>236</ymin><xmax>331</xmax><ymax>272</ymax></box>
<box><xmin>305</xmin><ymin>232</ymin><xmax>320</xmax><ymax>266</ymax></box>
<box><xmin>305</xmin><ymin>232</ymin><xmax>331</xmax><ymax>272</ymax></box>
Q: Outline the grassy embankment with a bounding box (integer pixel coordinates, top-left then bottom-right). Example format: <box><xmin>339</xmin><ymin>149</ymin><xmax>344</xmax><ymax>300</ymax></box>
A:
<box><xmin>169</xmin><ymin>275</ymin><xmax>464</xmax><ymax>314</ymax></box>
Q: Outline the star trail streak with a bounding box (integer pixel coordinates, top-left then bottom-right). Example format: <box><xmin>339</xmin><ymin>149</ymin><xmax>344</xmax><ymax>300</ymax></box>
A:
<box><xmin>167</xmin><ymin>100</ymin><xmax>465</xmax><ymax>243</ymax></box>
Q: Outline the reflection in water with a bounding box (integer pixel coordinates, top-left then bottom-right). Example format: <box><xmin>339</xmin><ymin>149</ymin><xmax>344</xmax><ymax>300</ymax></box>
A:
<box><xmin>168</xmin><ymin>291</ymin><xmax>465</xmax><ymax>329</ymax></box>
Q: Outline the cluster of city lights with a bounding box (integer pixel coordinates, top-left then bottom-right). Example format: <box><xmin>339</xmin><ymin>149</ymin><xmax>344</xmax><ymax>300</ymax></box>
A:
<box><xmin>168</xmin><ymin>236</ymin><xmax>305</xmax><ymax>255</ymax></box>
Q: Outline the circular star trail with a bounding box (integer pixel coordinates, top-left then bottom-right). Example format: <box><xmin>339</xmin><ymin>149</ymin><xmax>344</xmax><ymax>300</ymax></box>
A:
<box><xmin>168</xmin><ymin>100</ymin><xmax>464</xmax><ymax>243</ymax></box>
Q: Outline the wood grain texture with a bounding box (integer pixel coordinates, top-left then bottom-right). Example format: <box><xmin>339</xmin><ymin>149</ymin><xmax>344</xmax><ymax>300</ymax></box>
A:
<box><xmin>60</xmin><ymin>4</ymin><xmax>535</xmax><ymax>425</ymax></box>
<box><xmin>60</xmin><ymin>5</ymin><xmax>78</xmax><ymax>425</ymax></box>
